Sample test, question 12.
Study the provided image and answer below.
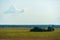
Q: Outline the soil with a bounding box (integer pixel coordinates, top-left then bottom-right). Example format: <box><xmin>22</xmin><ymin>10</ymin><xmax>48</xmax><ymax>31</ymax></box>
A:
<box><xmin>0</xmin><ymin>36</ymin><xmax>60</xmax><ymax>40</ymax></box>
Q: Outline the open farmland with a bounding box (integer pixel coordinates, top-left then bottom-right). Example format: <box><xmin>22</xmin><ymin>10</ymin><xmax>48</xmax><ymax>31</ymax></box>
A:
<box><xmin>0</xmin><ymin>28</ymin><xmax>60</xmax><ymax>40</ymax></box>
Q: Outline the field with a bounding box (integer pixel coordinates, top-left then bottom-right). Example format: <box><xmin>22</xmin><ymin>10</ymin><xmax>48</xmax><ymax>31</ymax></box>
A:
<box><xmin>0</xmin><ymin>28</ymin><xmax>60</xmax><ymax>40</ymax></box>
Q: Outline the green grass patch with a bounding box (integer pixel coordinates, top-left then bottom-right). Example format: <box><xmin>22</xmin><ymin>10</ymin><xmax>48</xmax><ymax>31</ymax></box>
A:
<box><xmin>0</xmin><ymin>28</ymin><xmax>60</xmax><ymax>37</ymax></box>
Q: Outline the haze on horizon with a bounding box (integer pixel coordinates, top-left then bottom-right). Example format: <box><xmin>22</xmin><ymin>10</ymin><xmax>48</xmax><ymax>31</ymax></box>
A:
<box><xmin>0</xmin><ymin>0</ymin><xmax>60</xmax><ymax>25</ymax></box>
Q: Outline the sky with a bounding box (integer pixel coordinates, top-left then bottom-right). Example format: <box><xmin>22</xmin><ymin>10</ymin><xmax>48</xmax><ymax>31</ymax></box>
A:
<box><xmin>0</xmin><ymin>0</ymin><xmax>60</xmax><ymax>25</ymax></box>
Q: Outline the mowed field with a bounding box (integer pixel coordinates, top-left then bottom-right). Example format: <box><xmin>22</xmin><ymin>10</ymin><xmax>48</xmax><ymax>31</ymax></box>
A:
<box><xmin>0</xmin><ymin>28</ymin><xmax>60</xmax><ymax>40</ymax></box>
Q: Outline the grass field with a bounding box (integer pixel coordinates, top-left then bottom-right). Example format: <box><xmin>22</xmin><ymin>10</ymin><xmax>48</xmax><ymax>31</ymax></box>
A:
<box><xmin>0</xmin><ymin>28</ymin><xmax>60</xmax><ymax>40</ymax></box>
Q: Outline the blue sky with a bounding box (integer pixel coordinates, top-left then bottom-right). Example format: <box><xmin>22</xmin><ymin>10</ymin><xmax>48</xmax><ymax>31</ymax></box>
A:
<box><xmin>0</xmin><ymin>0</ymin><xmax>60</xmax><ymax>25</ymax></box>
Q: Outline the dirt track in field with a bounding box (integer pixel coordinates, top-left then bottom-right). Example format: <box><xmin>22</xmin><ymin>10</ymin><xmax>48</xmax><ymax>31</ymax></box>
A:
<box><xmin>0</xmin><ymin>36</ymin><xmax>60</xmax><ymax>40</ymax></box>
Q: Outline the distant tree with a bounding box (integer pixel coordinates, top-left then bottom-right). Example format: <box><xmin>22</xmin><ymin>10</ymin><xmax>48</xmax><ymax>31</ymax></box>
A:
<box><xmin>30</xmin><ymin>26</ymin><xmax>54</xmax><ymax>32</ymax></box>
<box><xmin>51</xmin><ymin>27</ymin><xmax>54</xmax><ymax>31</ymax></box>
<box><xmin>48</xmin><ymin>26</ymin><xmax>54</xmax><ymax>31</ymax></box>
<box><xmin>48</xmin><ymin>27</ymin><xmax>52</xmax><ymax>31</ymax></box>
<box><xmin>34</xmin><ymin>27</ymin><xmax>39</xmax><ymax>29</ymax></box>
<box><xmin>49</xmin><ymin>25</ymin><xmax>55</xmax><ymax>28</ymax></box>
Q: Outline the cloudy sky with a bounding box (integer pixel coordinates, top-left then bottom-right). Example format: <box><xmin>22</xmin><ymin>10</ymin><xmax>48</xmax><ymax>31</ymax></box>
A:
<box><xmin>0</xmin><ymin>0</ymin><xmax>60</xmax><ymax>25</ymax></box>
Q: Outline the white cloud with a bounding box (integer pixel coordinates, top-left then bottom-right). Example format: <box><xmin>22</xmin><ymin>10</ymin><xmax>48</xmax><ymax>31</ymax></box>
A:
<box><xmin>0</xmin><ymin>0</ymin><xmax>60</xmax><ymax>25</ymax></box>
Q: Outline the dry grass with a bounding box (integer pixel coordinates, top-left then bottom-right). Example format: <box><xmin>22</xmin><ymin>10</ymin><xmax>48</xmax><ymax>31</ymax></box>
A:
<box><xmin>0</xmin><ymin>28</ymin><xmax>60</xmax><ymax>40</ymax></box>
